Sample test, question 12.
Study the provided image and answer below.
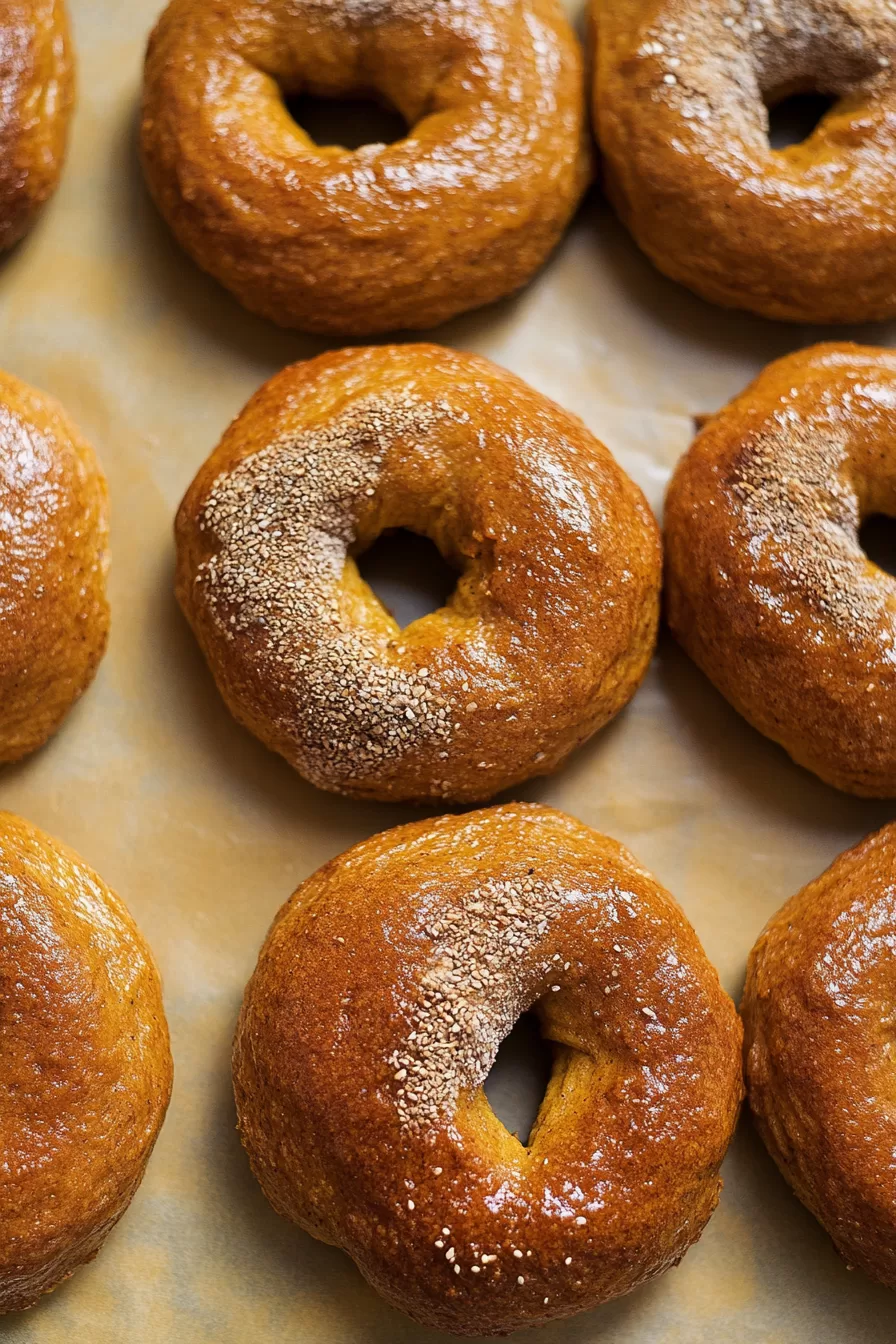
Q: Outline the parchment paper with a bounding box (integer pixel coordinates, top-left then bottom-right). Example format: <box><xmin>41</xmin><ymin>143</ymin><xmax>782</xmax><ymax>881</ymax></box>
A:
<box><xmin>1</xmin><ymin>3</ymin><xmax>895</xmax><ymax>1340</ymax></box>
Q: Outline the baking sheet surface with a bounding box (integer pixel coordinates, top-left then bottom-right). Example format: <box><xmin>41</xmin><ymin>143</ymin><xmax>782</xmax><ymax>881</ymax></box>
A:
<box><xmin>2</xmin><ymin>3</ymin><xmax>895</xmax><ymax>1340</ymax></box>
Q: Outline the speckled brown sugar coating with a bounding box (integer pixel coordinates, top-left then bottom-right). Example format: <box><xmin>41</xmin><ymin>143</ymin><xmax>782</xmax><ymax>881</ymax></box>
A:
<box><xmin>140</xmin><ymin>0</ymin><xmax>590</xmax><ymax>336</ymax></box>
<box><xmin>0</xmin><ymin>1</ymin><xmax>74</xmax><ymax>251</ymax></box>
<box><xmin>743</xmin><ymin>822</ymin><xmax>896</xmax><ymax>1289</ymax></box>
<box><xmin>0</xmin><ymin>370</ymin><xmax>109</xmax><ymax>764</ymax></box>
<box><xmin>665</xmin><ymin>343</ymin><xmax>896</xmax><ymax>797</ymax></box>
<box><xmin>590</xmin><ymin>0</ymin><xmax>896</xmax><ymax>323</ymax></box>
<box><xmin>233</xmin><ymin>803</ymin><xmax>743</xmax><ymax>1336</ymax></box>
<box><xmin>0</xmin><ymin>812</ymin><xmax>173</xmax><ymax>1314</ymax></box>
<box><xmin>175</xmin><ymin>344</ymin><xmax>661</xmax><ymax>804</ymax></box>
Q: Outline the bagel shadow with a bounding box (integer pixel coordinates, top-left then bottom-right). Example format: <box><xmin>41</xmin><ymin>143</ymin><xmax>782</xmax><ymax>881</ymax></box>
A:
<box><xmin>584</xmin><ymin>194</ymin><xmax>896</xmax><ymax>366</ymax></box>
<box><xmin>119</xmin><ymin>95</ymin><xmax>589</xmax><ymax>369</ymax></box>
<box><xmin>655</xmin><ymin>631</ymin><xmax>895</xmax><ymax>840</ymax></box>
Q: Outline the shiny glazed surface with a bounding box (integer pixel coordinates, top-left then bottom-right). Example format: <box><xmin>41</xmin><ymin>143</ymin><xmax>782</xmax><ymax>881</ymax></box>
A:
<box><xmin>175</xmin><ymin>344</ymin><xmax>662</xmax><ymax>804</ymax></box>
<box><xmin>233</xmin><ymin>803</ymin><xmax>744</xmax><ymax>1336</ymax></box>
<box><xmin>665</xmin><ymin>342</ymin><xmax>896</xmax><ymax>797</ymax></box>
<box><xmin>591</xmin><ymin>0</ymin><xmax>896</xmax><ymax>323</ymax></box>
<box><xmin>743</xmin><ymin>822</ymin><xmax>896</xmax><ymax>1289</ymax></box>
<box><xmin>0</xmin><ymin>812</ymin><xmax>173</xmax><ymax>1314</ymax></box>
<box><xmin>0</xmin><ymin>0</ymin><xmax>74</xmax><ymax>251</ymax></box>
<box><xmin>140</xmin><ymin>0</ymin><xmax>590</xmax><ymax>335</ymax></box>
<box><xmin>0</xmin><ymin>369</ymin><xmax>109</xmax><ymax>764</ymax></box>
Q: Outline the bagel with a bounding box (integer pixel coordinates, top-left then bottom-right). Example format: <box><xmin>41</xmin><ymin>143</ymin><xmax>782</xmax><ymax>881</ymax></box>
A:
<box><xmin>0</xmin><ymin>370</ymin><xmax>109</xmax><ymax>764</ymax></box>
<box><xmin>233</xmin><ymin>803</ymin><xmax>743</xmax><ymax>1336</ymax></box>
<box><xmin>140</xmin><ymin>0</ymin><xmax>589</xmax><ymax>335</ymax></box>
<box><xmin>0</xmin><ymin>812</ymin><xmax>172</xmax><ymax>1314</ymax></box>
<box><xmin>743</xmin><ymin>822</ymin><xmax>896</xmax><ymax>1288</ymax></box>
<box><xmin>664</xmin><ymin>342</ymin><xmax>896</xmax><ymax>797</ymax></box>
<box><xmin>175</xmin><ymin>344</ymin><xmax>661</xmax><ymax>804</ymax></box>
<box><xmin>590</xmin><ymin>0</ymin><xmax>896</xmax><ymax>323</ymax></box>
<box><xmin>0</xmin><ymin>1</ymin><xmax>74</xmax><ymax>251</ymax></box>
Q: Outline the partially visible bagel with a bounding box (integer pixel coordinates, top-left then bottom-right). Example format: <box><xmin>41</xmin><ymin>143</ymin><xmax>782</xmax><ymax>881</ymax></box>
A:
<box><xmin>0</xmin><ymin>1</ymin><xmax>74</xmax><ymax>251</ymax></box>
<box><xmin>0</xmin><ymin>369</ymin><xmax>109</xmax><ymax>763</ymax></box>
<box><xmin>0</xmin><ymin>813</ymin><xmax>172</xmax><ymax>1314</ymax></box>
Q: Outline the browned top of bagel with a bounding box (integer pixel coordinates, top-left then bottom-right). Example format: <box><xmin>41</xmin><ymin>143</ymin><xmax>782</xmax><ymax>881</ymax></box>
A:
<box><xmin>0</xmin><ymin>812</ymin><xmax>172</xmax><ymax>1314</ymax></box>
<box><xmin>591</xmin><ymin>0</ymin><xmax>896</xmax><ymax>323</ymax></box>
<box><xmin>0</xmin><ymin>1</ymin><xmax>74</xmax><ymax>251</ymax></box>
<box><xmin>140</xmin><ymin>0</ymin><xmax>589</xmax><ymax>335</ymax></box>
<box><xmin>743</xmin><ymin>822</ymin><xmax>896</xmax><ymax>1288</ymax></box>
<box><xmin>665</xmin><ymin>342</ymin><xmax>896</xmax><ymax>797</ymax></box>
<box><xmin>0</xmin><ymin>369</ymin><xmax>109</xmax><ymax>764</ymax></box>
<box><xmin>233</xmin><ymin>803</ymin><xmax>743</xmax><ymax>1336</ymax></box>
<box><xmin>175</xmin><ymin>344</ymin><xmax>661</xmax><ymax>804</ymax></box>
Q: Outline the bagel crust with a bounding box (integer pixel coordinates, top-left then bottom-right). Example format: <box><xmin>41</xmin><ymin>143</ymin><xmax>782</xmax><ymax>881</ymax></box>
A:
<box><xmin>665</xmin><ymin>343</ymin><xmax>896</xmax><ymax>797</ymax></box>
<box><xmin>0</xmin><ymin>813</ymin><xmax>173</xmax><ymax>1315</ymax></box>
<box><xmin>233</xmin><ymin>803</ymin><xmax>743</xmax><ymax>1336</ymax></box>
<box><xmin>175</xmin><ymin>344</ymin><xmax>661</xmax><ymax>804</ymax></box>
<box><xmin>140</xmin><ymin>0</ymin><xmax>590</xmax><ymax>335</ymax></box>
<box><xmin>590</xmin><ymin>0</ymin><xmax>896</xmax><ymax>323</ymax></box>
<box><xmin>0</xmin><ymin>1</ymin><xmax>74</xmax><ymax>251</ymax></box>
<box><xmin>743</xmin><ymin>823</ymin><xmax>896</xmax><ymax>1288</ymax></box>
<box><xmin>0</xmin><ymin>370</ymin><xmax>110</xmax><ymax>763</ymax></box>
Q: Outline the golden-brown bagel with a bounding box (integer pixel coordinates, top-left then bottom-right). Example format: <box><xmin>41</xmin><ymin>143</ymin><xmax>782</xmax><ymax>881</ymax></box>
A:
<box><xmin>234</xmin><ymin>803</ymin><xmax>743</xmax><ymax>1336</ymax></box>
<box><xmin>140</xmin><ymin>0</ymin><xmax>590</xmax><ymax>335</ymax></box>
<box><xmin>590</xmin><ymin>0</ymin><xmax>896</xmax><ymax>323</ymax></box>
<box><xmin>175</xmin><ymin>344</ymin><xmax>661</xmax><ymax>804</ymax></box>
<box><xmin>743</xmin><ymin>823</ymin><xmax>896</xmax><ymax>1289</ymax></box>
<box><xmin>0</xmin><ymin>1</ymin><xmax>74</xmax><ymax>251</ymax></box>
<box><xmin>0</xmin><ymin>812</ymin><xmax>172</xmax><ymax>1314</ymax></box>
<box><xmin>665</xmin><ymin>343</ymin><xmax>896</xmax><ymax>797</ymax></box>
<box><xmin>0</xmin><ymin>370</ymin><xmax>109</xmax><ymax>764</ymax></box>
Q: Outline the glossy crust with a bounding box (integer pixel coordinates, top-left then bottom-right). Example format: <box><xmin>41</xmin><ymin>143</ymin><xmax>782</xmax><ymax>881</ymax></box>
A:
<box><xmin>0</xmin><ymin>812</ymin><xmax>173</xmax><ymax>1314</ymax></box>
<box><xmin>743</xmin><ymin>823</ymin><xmax>896</xmax><ymax>1288</ymax></box>
<box><xmin>234</xmin><ymin>803</ymin><xmax>743</xmax><ymax>1336</ymax></box>
<box><xmin>665</xmin><ymin>343</ymin><xmax>896</xmax><ymax>797</ymax></box>
<box><xmin>175</xmin><ymin>344</ymin><xmax>661</xmax><ymax>804</ymax></box>
<box><xmin>0</xmin><ymin>370</ymin><xmax>109</xmax><ymax>764</ymax></box>
<box><xmin>140</xmin><ymin>0</ymin><xmax>590</xmax><ymax>335</ymax></box>
<box><xmin>590</xmin><ymin>0</ymin><xmax>896</xmax><ymax>323</ymax></box>
<box><xmin>0</xmin><ymin>1</ymin><xmax>74</xmax><ymax>251</ymax></box>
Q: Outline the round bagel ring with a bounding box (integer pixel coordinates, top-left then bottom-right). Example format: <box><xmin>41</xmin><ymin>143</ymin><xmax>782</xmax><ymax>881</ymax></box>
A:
<box><xmin>665</xmin><ymin>342</ymin><xmax>896</xmax><ymax>797</ymax></box>
<box><xmin>0</xmin><ymin>812</ymin><xmax>172</xmax><ymax>1314</ymax></box>
<box><xmin>0</xmin><ymin>369</ymin><xmax>109</xmax><ymax>764</ymax></box>
<box><xmin>140</xmin><ymin>0</ymin><xmax>590</xmax><ymax>336</ymax></box>
<box><xmin>743</xmin><ymin>822</ymin><xmax>896</xmax><ymax>1288</ymax></box>
<box><xmin>233</xmin><ymin>802</ymin><xmax>744</xmax><ymax>1336</ymax></box>
<box><xmin>590</xmin><ymin>0</ymin><xmax>896</xmax><ymax>323</ymax></box>
<box><xmin>0</xmin><ymin>1</ymin><xmax>74</xmax><ymax>252</ymax></box>
<box><xmin>175</xmin><ymin>344</ymin><xmax>662</xmax><ymax>805</ymax></box>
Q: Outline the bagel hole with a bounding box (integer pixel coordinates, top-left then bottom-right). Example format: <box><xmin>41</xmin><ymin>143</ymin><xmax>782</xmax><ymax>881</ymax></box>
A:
<box><xmin>766</xmin><ymin>92</ymin><xmax>837</xmax><ymax>148</ymax></box>
<box><xmin>357</xmin><ymin>529</ymin><xmax>458</xmax><ymax>627</ymax></box>
<box><xmin>283</xmin><ymin>93</ymin><xmax>408</xmax><ymax>149</ymax></box>
<box><xmin>860</xmin><ymin>514</ymin><xmax>896</xmax><ymax>578</ymax></box>
<box><xmin>483</xmin><ymin>1012</ymin><xmax>553</xmax><ymax>1147</ymax></box>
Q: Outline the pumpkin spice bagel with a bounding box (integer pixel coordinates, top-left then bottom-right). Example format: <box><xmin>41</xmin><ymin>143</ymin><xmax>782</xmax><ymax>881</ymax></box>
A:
<box><xmin>591</xmin><ymin>0</ymin><xmax>896</xmax><ymax>323</ymax></box>
<box><xmin>0</xmin><ymin>1</ymin><xmax>74</xmax><ymax>252</ymax></box>
<box><xmin>0</xmin><ymin>813</ymin><xmax>172</xmax><ymax>1314</ymax></box>
<box><xmin>175</xmin><ymin>344</ymin><xmax>661</xmax><ymax>804</ymax></box>
<box><xmin>140</xmin><ymin>0</ymin><xmax>590</xmax><ymax>335</ymax></box>
<box><xmin>0</xmin><ymin>370</ymin><xmax>109</xmax><ymax>764</ymax></box>
<box><xmin>233</xmin><ymin>803</ymin><xmax>743</xmax><ymax>1336</ymax></box>
<box><xmin>665</xmin><ymin>343</ymin><xmax>896</xmax><ymax>797</ymax></box>
<box><xmin>743</xmin><ymin>822</ymin><xmax>896</xmax><ymax>1289</ymax></box>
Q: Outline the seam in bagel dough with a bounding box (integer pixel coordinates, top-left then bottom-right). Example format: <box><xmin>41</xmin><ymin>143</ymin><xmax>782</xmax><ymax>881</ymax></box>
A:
<box><xmin>195</xmin><ymin>393</ymin><xmax>454</xmax><ymax>789</ymax></box>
